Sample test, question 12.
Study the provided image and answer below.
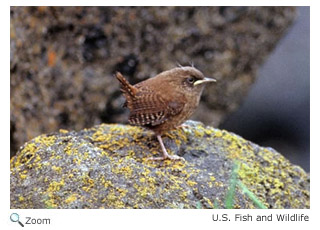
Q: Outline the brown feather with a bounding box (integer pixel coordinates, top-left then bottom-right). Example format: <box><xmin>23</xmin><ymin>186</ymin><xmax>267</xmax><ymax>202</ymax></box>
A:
<box><xmin>115</xmin><ymin>73</ymin><xmax>184</xmax><ymax>127</ymax></box>
<box><xmin>115</xmin><ymin>72</ymin><xmax>137</xmax><ymax>97</ymax></box>
<box><xmin>116</xmin><ymin>72</ymin><xmax>137</xmax><ymax>109</ymax></box>
<box><xmin>128</xmin><ymin>90</ymin><xmax>184</xmax><ymax>126</ymax></box>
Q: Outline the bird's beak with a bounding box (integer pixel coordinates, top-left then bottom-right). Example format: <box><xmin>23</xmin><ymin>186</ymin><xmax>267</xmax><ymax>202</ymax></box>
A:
<box><xmin>194</xmin><ymin>77</ymin><xmax>216</xmax><ymax>86</ymax></box>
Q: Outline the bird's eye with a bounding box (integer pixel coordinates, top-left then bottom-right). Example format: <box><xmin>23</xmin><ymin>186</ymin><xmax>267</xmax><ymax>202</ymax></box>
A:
<box><xmin>187</xmin><ymin>76</ymin><xmax>196</xmax><ymax>84</ymax></box>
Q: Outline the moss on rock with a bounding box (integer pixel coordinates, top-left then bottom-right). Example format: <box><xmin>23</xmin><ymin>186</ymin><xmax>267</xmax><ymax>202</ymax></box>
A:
<box><xmin>10</xmin><ymin>121</ymin><xmax>309</xmax><ymax>209</ymax></box>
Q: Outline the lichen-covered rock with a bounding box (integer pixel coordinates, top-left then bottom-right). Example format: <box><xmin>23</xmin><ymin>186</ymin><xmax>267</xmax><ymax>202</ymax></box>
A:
<box><xmin>10</xmin><ymin>121</ymin><xmax>309</xmax><ymax>209</ymax></box>
<box><xmin>10</xmin><ymin>6</ymin><xmax>296</xmax><ymax>156</ymax></box>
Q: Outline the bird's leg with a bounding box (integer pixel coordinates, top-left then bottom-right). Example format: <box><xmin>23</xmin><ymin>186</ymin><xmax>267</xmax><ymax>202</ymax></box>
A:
<box><xmin>147</xmin><ymin>135</ymin><xmax>184</xmax><ymax>161</ymax></box>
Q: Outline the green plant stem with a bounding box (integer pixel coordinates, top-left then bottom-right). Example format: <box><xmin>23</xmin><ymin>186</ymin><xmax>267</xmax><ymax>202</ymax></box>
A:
<box><xmin>225</xmin><ymin>162</ymin><xmax>240</xmax><ymax>208</ymax></box>
<box><xmin>238</xmin><ymin>180</ymin><xmax>267</xmax><ymax>209</ymax></box>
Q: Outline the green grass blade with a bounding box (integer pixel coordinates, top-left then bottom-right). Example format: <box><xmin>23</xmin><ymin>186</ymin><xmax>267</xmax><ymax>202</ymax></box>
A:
<box><xmin>238</xmin><ymin>180</ymin><xmax>267</xmax><ymax>209</ymax></box>
<box><xmin>225</xmin><ymin>162</ymin><xmax>240</xmax><ymax>209</ymax></box>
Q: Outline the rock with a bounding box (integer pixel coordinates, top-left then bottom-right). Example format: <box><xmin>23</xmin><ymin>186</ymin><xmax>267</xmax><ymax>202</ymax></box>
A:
<box><xmin>10</xmin><ymin>121</ymin><xmax>309</xmax><ymax>209</ymax></box>
<box><xmin>10</xmin><ymin>6</ymin><xmax>296</xmax><ymax>156</ymax></box>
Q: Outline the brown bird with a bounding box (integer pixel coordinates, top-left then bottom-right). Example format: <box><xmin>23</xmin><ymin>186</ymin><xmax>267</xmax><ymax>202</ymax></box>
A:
<box><xmin>116</xmin><ymin>66</ymin><xmax>216</xmax><ymax>160</ymax></box>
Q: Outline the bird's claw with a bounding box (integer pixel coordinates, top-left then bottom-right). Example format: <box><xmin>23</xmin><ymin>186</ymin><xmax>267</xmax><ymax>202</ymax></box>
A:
<box><xmin>147</xmin><ymin>155</ymin><xmax>185</xmax><ymax>161</ymax></box>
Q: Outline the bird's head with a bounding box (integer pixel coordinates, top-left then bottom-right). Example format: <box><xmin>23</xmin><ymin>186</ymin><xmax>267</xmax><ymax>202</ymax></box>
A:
<box><xmin>162</xmin><ymin>66</ymin><xmax>216</xmax><ymax>97</ymax></box>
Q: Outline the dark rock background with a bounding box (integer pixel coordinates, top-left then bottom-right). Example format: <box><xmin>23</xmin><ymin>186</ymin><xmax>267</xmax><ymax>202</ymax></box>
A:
<box><xmin>10</xmin><ymin>6</ymin><xmax>296</xmax><ymax>157</ymax></box>
<box><xmin>221</xmin><ymin>7</ymin><xmax>310</xmax><ymax>171</ymax></box>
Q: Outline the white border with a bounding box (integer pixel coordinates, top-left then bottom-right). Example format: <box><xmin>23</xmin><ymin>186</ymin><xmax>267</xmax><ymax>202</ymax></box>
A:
<box><xmin>3</xmin><ymin>1</ymin><xmax>317</xmax><ymax>229</ymax></box>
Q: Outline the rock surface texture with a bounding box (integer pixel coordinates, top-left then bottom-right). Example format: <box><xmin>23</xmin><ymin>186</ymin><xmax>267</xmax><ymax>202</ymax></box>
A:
<box><xmin>10</xmin><ymin>6</ymin><xmax>296</xmax><ymax>156</ymax></box>
<box><xmin>11</xmin><ymin>121</ymin><xmax>309</xmax><ymax>209</ymax></box>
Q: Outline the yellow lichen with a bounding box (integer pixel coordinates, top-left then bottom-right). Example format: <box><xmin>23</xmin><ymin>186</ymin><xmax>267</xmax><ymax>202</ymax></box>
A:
<box><xmin>59</xmin><ymin>129</ymin><xmax>69</xmax><ymax>134</ymax></box>
<box><xmin>20</xmin><ymin>174</ymin><xmax>27</xmax><ymax>180</ymax></box>
<box><xmin>73</xmin><ymin>157</ymin><xmax>81</xmax><ymax>165</ymax></box>
<box><xmin>52</xmin><ymin>165</ymin><xmax>62</xmax><ymax>173</ymax></box>
<box><xmin>203</xmin><ymin>197</ymin><xmax>214</xmax><ymax>208</ymax></box>
<box><xmin>65</xmin><ymin>194</ymin><xmax>78</xmax><ymax>204</ymax></box>
<box><xmin>112</xmin><ymin>164</ymin><xmax>133</xmax><ymax>179</ymax></box>
<box><xmin>47</xmin><ymin>179</ymin><xmax>65</xmax><ymax>192</ymax></box>
<box><xmin>11</xmin><ymin>122</ymin><xmax>309</xmax><ymax>209</ymax></box>
<box><xmin>187</xmin><ymin>180</ymin><xmax>197</xmax><ymax>187</ymax></box>
<box><xmin>82</xmin><ymin>175</ymin><xmax>95</xmax><ymax>192</ymax></box>
<box><xmin>44</xmin><ymin>194</ymin><xmax>58</xmax><ymax>208</ymax></box>
<box><xmin>104</xmin><ymin>180</ymin><xmax>113</xmax><ymax>188</ymax></box>
<box><xmin>34</xmin><ymin>135</ymin><xmax>56</xmax><ymax>147</ymax></box>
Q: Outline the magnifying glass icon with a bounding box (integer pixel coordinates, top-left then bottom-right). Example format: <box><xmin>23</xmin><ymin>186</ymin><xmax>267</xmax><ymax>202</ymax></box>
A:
<box><xmin>10</xmin><ymin>213</ymin><xmax>24</xmax><ymax>227</ymax></box>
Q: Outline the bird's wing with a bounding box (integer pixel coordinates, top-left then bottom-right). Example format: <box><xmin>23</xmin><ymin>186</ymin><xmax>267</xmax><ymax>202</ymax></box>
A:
<box><xmin>128</xmin><ymin>88</ymin><xmax>184</xmax><ymax>126</ymax></box>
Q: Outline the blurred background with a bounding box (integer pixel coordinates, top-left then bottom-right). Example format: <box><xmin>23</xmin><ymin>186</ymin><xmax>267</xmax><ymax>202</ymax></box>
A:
<box><xmin>10</xmin><ymin>6</ymin><xmax>309</xmax><ymax>171</ymax></box>
<box><xmin>221</xmin><ymin>6</ymin><xmax>310</xmax><ymax>171</ymax></box>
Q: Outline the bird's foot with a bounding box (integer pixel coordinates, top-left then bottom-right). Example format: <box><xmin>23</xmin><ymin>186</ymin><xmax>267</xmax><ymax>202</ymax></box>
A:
<box><xmin>147</xmin><ymin>134</ymin><xmax>185</xmax><ymax>161</ymax></box>
<box><xmin>177</xmin><ymin>124</ymin><xmax>191</xmax><ymax>129</ymax></box>
<box><xmin>176</xmin><ymin>124</ymin><xmax>192</xmax><ymax>134</ymax></box>
<box><xmin>147</xmin><ymin>154</ymin><xmax>184</xmax><ymax>161</ymax></box>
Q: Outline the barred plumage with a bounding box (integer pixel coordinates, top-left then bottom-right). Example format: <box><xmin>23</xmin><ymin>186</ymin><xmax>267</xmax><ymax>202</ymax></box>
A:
<box><xmin>116</xmin><ymin>72</ymin><xmax>184</xmax><ymax>130</ymax></box>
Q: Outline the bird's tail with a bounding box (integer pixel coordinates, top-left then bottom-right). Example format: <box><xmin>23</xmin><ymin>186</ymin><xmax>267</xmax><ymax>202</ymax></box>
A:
<box><xmin>115</xmin><ymin>72</ymin><xmax>137</xmax><ymax>97</ymax></box>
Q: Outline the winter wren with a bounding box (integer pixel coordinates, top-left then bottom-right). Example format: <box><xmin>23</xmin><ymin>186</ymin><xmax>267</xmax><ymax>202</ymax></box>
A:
<box><xmin>116</xmin><ymin>66</ymin><xmax>216</xmax><ymax>160</ymax></box>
